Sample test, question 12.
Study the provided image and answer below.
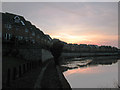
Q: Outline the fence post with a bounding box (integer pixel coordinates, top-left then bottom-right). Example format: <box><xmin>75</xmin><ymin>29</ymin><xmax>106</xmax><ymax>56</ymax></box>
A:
<box><xmin>30</xmin><ymin>62</ymin><xmax>32</xmax><ymax>71</ymax></box>
<box><xmin>27</xmin><ymin>63</ymin><xmax>29</xmax><ymax>72</ymax></box>
<box><xmin>13</xmin><ymin>67</ymin><xmax>17</xmax><ymax>80</ymax></box>
<box><xmin>23</xmin><ymin>64</ymin><xmax>26</xmax><ymax>74</ymax></box>
<box><xmin>6</xmin><ymin>68</ymin><xmax>11</xmax><ymax>87</ymax></box>
<box><xmin>32</xmin><ymin>61</ymin><xmax>34</xmax><ymax>69</ymax></box>
<box><xmin>39</xmin><ymin>60</ymin><xmax>41</xmax><ymax>66</ymax></box>
<box><xmin>31</xmin><ymin>61</ymin><xmax>33</xmax><ymax>69</ymax></box>
<box><xmin>19</xmin><ymin>65</ymin><xmax>22</xmax><ymax>77</ymax></box>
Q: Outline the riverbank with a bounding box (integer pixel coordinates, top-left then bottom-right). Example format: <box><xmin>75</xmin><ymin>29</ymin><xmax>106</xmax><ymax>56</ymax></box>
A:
<box><xmin>61</xmin><ymin>52</ymin><xmax>119</xmax><ymax>59</ymax></box>
<box><xmin>34</xmin><ymin>59</ymin><xmax>71</xmax><ymax>89</ymax></box>
<box><xmin>3</xmin><ymin>59</ymin><xmax>71</xmax><ymax>89</ymax></box>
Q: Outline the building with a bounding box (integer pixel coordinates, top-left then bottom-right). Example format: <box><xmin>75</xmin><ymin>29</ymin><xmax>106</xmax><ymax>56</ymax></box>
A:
<box><xmin>2</xmin><ymin>12</ymin><xmax>53</xmax><ymax>49</ymax></box>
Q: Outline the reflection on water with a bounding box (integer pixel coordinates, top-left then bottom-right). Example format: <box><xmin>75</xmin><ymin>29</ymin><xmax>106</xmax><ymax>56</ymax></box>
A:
<box><xmin>60</xmin><ymin>56</ymin><xmax>119</xmax><ymax>88</ymax></box>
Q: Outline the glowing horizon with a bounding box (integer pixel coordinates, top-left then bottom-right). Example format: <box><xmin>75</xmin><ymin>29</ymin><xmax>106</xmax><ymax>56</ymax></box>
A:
<box><xmin>50</xmin><ymin>33</ymin><xmax>118</xmax><ymax>47</ymax></box>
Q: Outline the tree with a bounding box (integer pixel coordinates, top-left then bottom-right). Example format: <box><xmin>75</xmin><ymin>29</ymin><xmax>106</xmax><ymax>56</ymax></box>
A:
<box><xmin>50</xmin><ymin>41</ymin><xmax>64</xmax><ymax>65</ymax></box>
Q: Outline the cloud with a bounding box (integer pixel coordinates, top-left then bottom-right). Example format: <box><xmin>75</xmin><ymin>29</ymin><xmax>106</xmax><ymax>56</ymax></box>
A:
<box><xmin>2</xmin><ymin>2</ymin><xmax>118</xmax><ymax>47</ymax></box>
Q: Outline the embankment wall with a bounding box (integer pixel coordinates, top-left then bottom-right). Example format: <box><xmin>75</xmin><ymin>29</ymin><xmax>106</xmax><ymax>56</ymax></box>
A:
<box><xmin>61</xmin><ymin>52</ymin><xmax>118</xmax><ymax>58</ymax></box>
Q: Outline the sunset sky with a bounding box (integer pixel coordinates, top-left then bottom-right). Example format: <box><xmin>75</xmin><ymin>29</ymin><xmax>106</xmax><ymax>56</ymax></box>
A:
<box><xmin>2</xmin><ymin>2</ymin><xmax>118</xmax><ymax>47</ymax></box>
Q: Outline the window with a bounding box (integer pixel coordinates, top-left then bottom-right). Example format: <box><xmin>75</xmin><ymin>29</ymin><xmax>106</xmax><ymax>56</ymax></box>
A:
<box><xmin>32</xmin><ymin>39</ymin><xmax>35</xmax><ymax>44</ymax></box>
<box><xmin>25</xmin><ymin>37</ymin><xmax>28</xmax><ymax>41</ymax></box>
<box><xmin>18</xmin><ymin>36</ymin><xmax>23</xmax><ymax>40</ymax></box>
<box><xmin>5</xmin><ymin>33</ymin><xmax>8</xmax><ymax>40</ymax></box>
<box><xmin>5</xmin><ymin>24</ymin><xmax>12</xmax><ymax>30</ymax></box>
<box><xmin>5</xmin><ymin>33</ymin><xmax>11</xmax><ymax>40</ymax></box>
<box><xmin>16</xmin><ymin>26</ymin><xmax>19</xmax><ymax>31</ymax></box>
<box><xmin>32</xmin><ymin>32</ymin><xmax>35</xmax><ymax>36</ymax></box>
<box><xmin>25</xmin><ymin>28</ymin><xmax>29</xmax><ymax>32</ymax></box>
<box><xmin>37</xmin><ymin>35</ymin><xmax>40</xmax><ymax>38</ymax></box>
<box><xmin>8</xmin><ymin>34</ymin><xmax>11</xmax><ymax>40</ymax></box>
<box><xmin>14</xmin><ymin>16</ymin><xmax>20</xmax><ymax>23</ymax></box>
<box><xmin>16</xmin><ymin>36</ymin><xmax>18</xmax><ymax>39</ymax></box>
<box><xmin>20</xmin><ymin>36</ymin><xmax>23</xmax><ymax>40</ymax></box>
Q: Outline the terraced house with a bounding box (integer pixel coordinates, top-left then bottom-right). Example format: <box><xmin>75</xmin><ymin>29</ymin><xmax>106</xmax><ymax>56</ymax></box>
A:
<box><xmin>2</xmin><ymin>12</ymin><xmax>52</xmax><ymax>49</ymax></box>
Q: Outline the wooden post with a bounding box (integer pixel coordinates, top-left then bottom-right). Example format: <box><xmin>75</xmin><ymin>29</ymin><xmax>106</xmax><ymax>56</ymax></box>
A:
<box><xmin>32</xmin><ymin>61</ymin><xmax>34</xmax><ymax>69</ymax></box>
<box><xmin>19</xmin><ymin>65</ymin><xmax>22</xmax><ymax>77</ymax></box>
<box><xmin>23</xmin><ymin>64</ymin><xmax>26</xmax><ymax>74</ymax></box>
<box><xmin>31</xmin><ymin>61</ymin><xmax>33</xmax><ymax>69</ymax></box>
<box><xmin>30</xmin><ymin>62</ymin><xmax>32</xmax><ymax>71</ymax></box>
<box><xmin>6</xmin><ymin>69</ymin><xmax>11</xmax><ymax>87</ymax></box>
<box><xmin>39</xmin><ymin>60</ymin><xmax>41</xmax><ymax>66</ymax></box>
<box><xmin>27</xmin><ymin>63</ymin><xmax>29</xmax><ymax>72</ymax></box>
<box><xmin>13</xmin><ymin>67</ymin><xmax>16</xmax><ymax>80</ymax></box>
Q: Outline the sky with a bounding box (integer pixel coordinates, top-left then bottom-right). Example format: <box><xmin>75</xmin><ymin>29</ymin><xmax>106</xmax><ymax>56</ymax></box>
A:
<box><xmin>2</xmin><ymin>2</ymin><xmax>118</xmax><ymax>47</ymax></box>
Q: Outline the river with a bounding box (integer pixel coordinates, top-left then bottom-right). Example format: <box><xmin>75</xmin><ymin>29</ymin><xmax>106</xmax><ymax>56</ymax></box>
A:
<box><xmin>60</xmin><ymin>56</ymin><xmax>119</xmax><ymax>88</ymax></box>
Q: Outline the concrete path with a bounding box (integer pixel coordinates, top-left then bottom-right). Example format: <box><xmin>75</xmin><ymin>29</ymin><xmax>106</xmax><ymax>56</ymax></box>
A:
<box><xmin>34</xmin><ymin>60</ymin><xmax>62</xmax><ymax>88</ymax></box>
<box><xmin>34</xmin><ymin>60</ymin><xmax>71</xmax><ymax>88</ymax></box>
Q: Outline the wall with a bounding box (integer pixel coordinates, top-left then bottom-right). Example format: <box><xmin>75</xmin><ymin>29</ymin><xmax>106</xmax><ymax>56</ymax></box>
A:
<box><xmin>61</xmin><ymin>52</ymin><xmax>118</xmax><ymax>58</ymax></box>
<box><xmin>41</xmin><ymin>49</ymin><xmax>53</xmax><ymax>63</ymax></box>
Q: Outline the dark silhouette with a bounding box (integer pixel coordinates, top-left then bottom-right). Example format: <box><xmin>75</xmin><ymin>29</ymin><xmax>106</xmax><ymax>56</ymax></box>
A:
<box><xmin>50</xmin><ymin>41</ymin><xmax>64</xmax><ymax>65</ymax></box>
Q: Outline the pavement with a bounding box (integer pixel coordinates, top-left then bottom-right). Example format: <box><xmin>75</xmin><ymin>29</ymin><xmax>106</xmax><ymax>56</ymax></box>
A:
<box><xmin>3</xmin><ymin>59</ymin><xmax>71</xmax><ymax>89</ymax></box>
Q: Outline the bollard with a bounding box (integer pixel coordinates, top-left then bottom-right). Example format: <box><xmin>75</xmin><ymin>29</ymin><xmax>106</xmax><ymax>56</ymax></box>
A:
<box><xmin>13</xmin><ymin>67</ymin><xmax>17</xmax><ymax>80</ymax></box>
<box><xmin>6</xmin><ymin>69</ymin><xmax>11</xmax><ymax>87</ymax></box>
<box><xmin>19</xmin><ymin>65</ymin><xmax>22</xmax><ymax>77</ymax></box>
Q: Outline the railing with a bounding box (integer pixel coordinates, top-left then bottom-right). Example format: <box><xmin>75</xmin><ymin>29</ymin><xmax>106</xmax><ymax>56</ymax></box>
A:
<box><xmin>4</xmin><ymin>60</ymin><xmax>41</xmax><ymax>87</ymax></box>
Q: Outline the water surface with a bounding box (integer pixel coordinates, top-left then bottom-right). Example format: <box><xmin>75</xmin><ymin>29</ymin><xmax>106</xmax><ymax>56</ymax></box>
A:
<box><xmin>61</xmin><ymin>56</ymin><xmax>119</xmax><ymax>88</ymax></box>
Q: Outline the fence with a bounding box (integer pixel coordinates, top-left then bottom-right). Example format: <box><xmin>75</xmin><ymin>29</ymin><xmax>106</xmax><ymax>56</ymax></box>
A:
<box><xmin>5</xmin><ymin>60</ymin><xmax>41</xmax><ymax>87</ymax></box>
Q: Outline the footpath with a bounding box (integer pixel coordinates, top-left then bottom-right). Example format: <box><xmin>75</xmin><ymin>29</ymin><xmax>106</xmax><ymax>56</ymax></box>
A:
<box><xmin>3</xmin><ymin>59</ymin><xmax>71</xmax><ymax>89</ymax></box>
